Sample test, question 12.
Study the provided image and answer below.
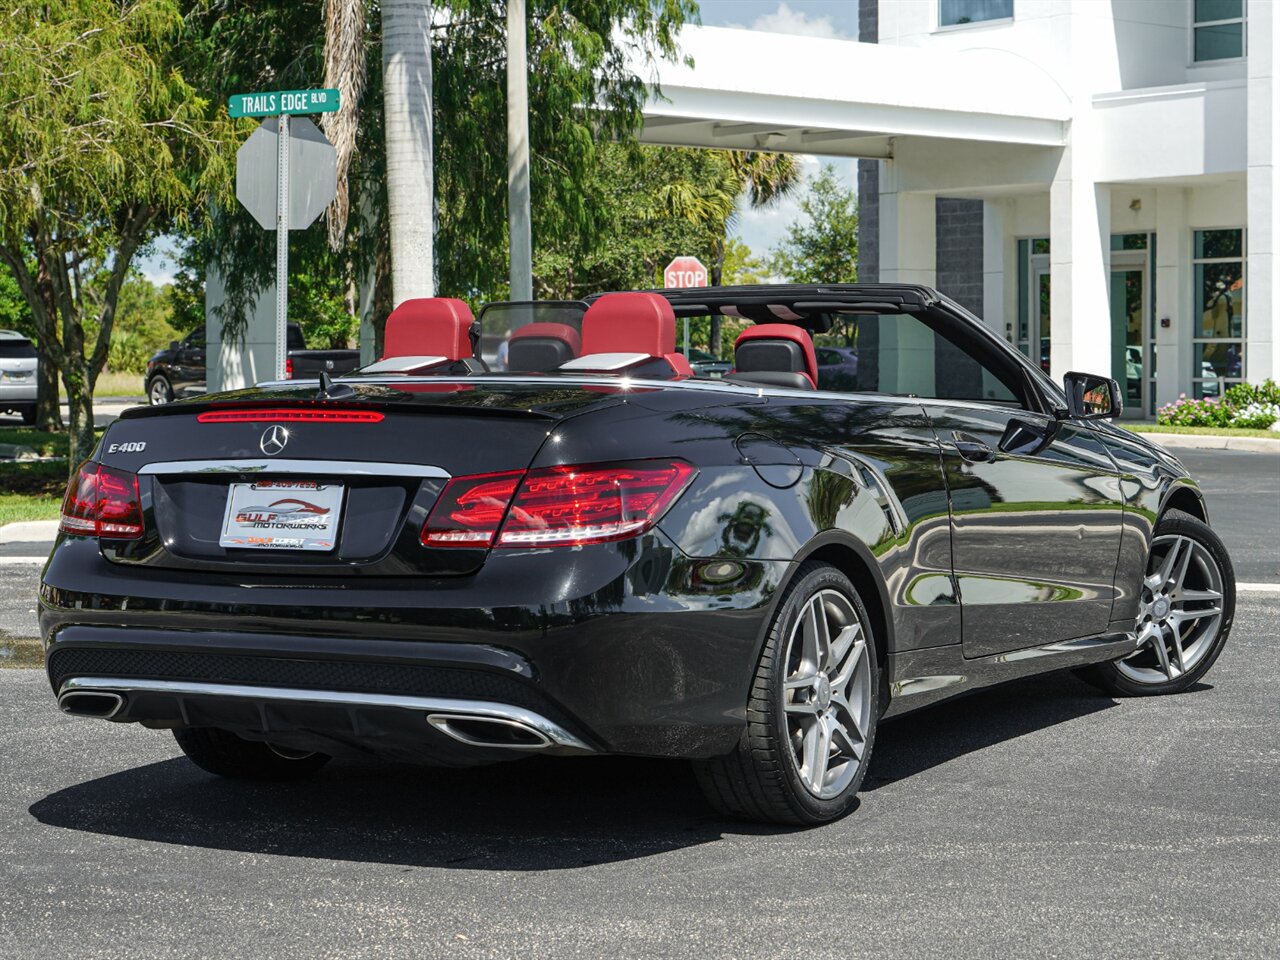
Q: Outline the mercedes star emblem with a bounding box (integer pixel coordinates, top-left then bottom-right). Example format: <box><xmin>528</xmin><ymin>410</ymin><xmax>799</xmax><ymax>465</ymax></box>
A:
<box><xmin>260</xmin><ymin>424</ymin><xmax>290</xmax><ymax>456</ymax></box>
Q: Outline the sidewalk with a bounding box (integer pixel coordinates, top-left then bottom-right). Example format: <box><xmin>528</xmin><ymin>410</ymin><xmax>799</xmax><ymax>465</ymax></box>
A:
<box><xmin>1130</xmin><ymin>431</ymin><xmax>1280</xmax><ymax>453</ymax></box>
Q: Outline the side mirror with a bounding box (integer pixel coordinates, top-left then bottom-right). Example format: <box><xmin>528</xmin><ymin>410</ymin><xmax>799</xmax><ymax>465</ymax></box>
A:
<box><xmin>168</xmin><ymin>340</ymin><xmax>179</xmax><ymax>351</ymax></box>
<box><xmin>1063</xmin><ymin>371</ymin><xmax>1122</xmax><ymax>420</ymax></box>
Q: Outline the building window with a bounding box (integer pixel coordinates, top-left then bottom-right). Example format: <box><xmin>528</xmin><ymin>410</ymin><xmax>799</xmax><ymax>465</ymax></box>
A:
<box><xmin>1191</xmin><ymin>229</ymin><xmax>1245</xmax><ymax>398</ymax></box>
<box><xmin>939</xmin><ymin>0</ymin><xmax>1013</xmax><ymax>28</ymax></box>
<box><xmin>1193</xmin><ymin>0</ymin><xmax>1245</xmax><ymax>62</ymax></box>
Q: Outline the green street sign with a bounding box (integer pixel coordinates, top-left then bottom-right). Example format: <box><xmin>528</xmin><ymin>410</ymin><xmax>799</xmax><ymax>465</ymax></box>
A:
<box><xmin>228</xmin><ymin>88</ymin><xmax>340</xmax><ymax>119</ymax></box>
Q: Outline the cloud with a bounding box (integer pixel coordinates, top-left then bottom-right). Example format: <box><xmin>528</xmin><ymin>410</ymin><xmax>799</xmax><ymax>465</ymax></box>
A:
<box><xmin>748</xmin><ymin>3</ymin><xmax>850</xmax><ymax>41</ymax></box>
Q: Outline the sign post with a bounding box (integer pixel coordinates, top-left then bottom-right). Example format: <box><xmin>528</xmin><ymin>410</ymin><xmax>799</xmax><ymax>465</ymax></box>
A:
<box><xmin>663</xmin><ymin>256</ymin><xmax>709</xmax><ymax>358</ymax></box>
<box><xmin>231</xmin><ymin>88</ymin><xmax>340</xmax><ymax>380</ymax></box>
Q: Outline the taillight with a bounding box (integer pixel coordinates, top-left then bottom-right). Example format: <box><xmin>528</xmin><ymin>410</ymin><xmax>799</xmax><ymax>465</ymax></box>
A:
<box><xmin>420</xmin><ymin>459</ymin><xmax>695</xmax><ymax>550</ymax></box>
<box><xmin>421</xmin><ymin>471</ymin><xmax>524</xmax><ymax>548</ymax></box>
<box><xmin>59</xmin><ymin>462</ymin><xmax>144</xmax><ymax>539</ymax></box>
<box><xmin>285</xmin><ymin>357</ymin><xmax>294</xmax><ymax>379</ymax></box>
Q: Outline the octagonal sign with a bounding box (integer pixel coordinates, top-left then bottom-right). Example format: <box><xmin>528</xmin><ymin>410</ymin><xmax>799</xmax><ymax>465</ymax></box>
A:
<box><xmin>664</xmin><ymin>256</ymin><xmax>708</xmax><ymax>289</ymax></box>
<box><xmin>235</xmin><ymin>117</ymin><xmax>337</xmax><ymax>230</ymax></box>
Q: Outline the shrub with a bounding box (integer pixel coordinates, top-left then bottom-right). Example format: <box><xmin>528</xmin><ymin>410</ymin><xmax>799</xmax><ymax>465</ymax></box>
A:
<box><xmin>1156</xmin><ymin>379</ymin><xmax>1280</xmax><ymax>429</ymax></box>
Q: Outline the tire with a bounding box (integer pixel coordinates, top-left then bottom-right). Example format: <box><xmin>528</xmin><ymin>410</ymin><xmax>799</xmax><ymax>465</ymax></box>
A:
<box><xmin>18</xmin><ymin>403</ymin><xmax>36</xmax><ymax>426</ymax></box>
<box><xmin>693</xmin><ymin>561</ymin><xmax>879</xmax><ymax>825</ymax></box>
<box><xmin>173</xmin><ymin>727</ymin><xmax>331</xmax><ymax>780</ymax></box>
<box><xmin>1079</xmin><ymin>509</ymin><xmax>1235</xmax><ymax>697</ymax></box>
<box><xmin>148</xmin><ymin>374</ymin><xmax>173</xmax><ymax>405</ymax></box>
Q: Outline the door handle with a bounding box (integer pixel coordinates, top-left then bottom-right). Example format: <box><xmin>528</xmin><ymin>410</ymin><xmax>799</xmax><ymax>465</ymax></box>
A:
<box><xmin>951</xmin><ymin>431</ymin><xmax>995</xmax><ymax>463</ymax></box>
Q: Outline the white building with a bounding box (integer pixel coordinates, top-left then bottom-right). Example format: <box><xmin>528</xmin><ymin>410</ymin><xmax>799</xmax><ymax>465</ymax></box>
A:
<box><xmin>639</xmin><ymin>0</ymin><xmax>1274</xmax><ymax>417</ymax></box>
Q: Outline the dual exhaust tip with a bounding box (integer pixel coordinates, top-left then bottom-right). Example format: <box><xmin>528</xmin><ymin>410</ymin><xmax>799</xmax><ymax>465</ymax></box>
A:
<box><xmin>58</xmin><ymin>689</ymin><xmax>554</xmax><ymax>751</ymax></box>
<box><xmin>58</xmin><ymin>690</ymin><xmax>125</xmax><ymax>719</ymax></box>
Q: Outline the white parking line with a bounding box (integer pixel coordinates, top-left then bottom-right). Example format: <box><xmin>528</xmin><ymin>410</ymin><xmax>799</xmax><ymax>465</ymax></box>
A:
<box><xmin>0</xmin><ymin>556</ymin><xmax>47</xmax><ymax>565</ymax></box>
<box><xmin>1238</xmin><ymin>582</ymin><xmax>1280</xmax><ymax>593</ymax></box>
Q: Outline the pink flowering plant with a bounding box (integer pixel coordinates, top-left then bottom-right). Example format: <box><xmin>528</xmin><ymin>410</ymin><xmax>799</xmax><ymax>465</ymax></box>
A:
<box><xmin>1156</xmin><ymin>379</ymin><xmax>1280</xmax><ymax>429</ymax></box>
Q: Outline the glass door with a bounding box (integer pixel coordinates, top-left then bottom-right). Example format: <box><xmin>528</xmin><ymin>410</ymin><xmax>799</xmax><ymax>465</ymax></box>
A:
<box><xmin>1030</xmin><ymin>262</ymin><xmax>1051</xmax><ymax>375</ymax></box>
<box><xmin>1109</xmin><ymin>256</ymin><xmax>1147</xmax><ymax>418</ymax></box>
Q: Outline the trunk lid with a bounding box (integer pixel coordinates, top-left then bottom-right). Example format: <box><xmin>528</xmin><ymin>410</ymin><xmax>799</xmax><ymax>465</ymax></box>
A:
<box><xmin>98</xmin><ymin>381</ymin><xmax>624</xmax><ymax>577</ymax></box>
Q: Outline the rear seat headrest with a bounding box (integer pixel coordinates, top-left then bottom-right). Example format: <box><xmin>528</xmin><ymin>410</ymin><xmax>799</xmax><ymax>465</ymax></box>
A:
<box><xmin>732</xmin><ymin>323</ymin><xmax>818</xmax><ymax>390</ymax></box>
<box><xmin>384</xmin><ymin>298</ymin><xmax>475</xmax><ymax>361</ymax></box>
<box><xmin>576</xmin><ymin>293</ymin><xmax>692</xmax><ymax>377</ymax></box>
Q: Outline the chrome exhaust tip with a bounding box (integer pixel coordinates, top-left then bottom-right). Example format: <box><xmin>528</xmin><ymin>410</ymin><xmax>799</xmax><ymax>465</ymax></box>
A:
<box><xmin>57</xmin><ymin>690</ymin><xmax>125</xmax><ymax>720</ymax></box>
<box><xmin>427</xmin><ymin>713</ymin><xmax>553</xmax><ymax>750</ymax></box>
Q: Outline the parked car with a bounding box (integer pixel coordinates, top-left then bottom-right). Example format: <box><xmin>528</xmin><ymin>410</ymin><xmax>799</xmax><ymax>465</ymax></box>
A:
<box><xmin>0</xmin><ymin>330</ymin><xmax>38</xmax><ymax>424</ymax></box>
<box><xmin>679</xmin><ymin>346</ymin><xmax>732</xmax><ymax>378</ymax></box>
<box><xmin>815</xmin><ymin>345</ymin><xmax>858</xmax><ymax>390</ymax></box>
<box><xmin>145</xmin><ymin>323</ymin><xmax>361</xmax><ymax>405</ymax></box>
<box><xmin>44</xmin><ymin>285</ymin><xmax>1234</xmax><ymax>826</ymax></box>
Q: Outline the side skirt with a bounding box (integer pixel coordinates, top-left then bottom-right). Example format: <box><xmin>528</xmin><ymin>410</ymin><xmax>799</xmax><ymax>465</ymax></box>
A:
<box><xmin>882</xmin><ymin>630</ymin><xmax>1139</xmax><ymax>719</ymax></box>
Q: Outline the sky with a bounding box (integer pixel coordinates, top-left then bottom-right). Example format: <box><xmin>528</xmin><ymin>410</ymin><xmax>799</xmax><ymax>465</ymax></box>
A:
<box><xmin>136</xmin><ymin>2</ymin><xmax>860</xmax><ymax>286</ymax></box>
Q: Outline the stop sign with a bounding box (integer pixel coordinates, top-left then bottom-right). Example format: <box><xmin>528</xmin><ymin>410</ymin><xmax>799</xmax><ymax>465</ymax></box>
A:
<box><xmin>664</xmin><ymin>256</ymin><xmax>708</xmax><ymax>288</ymax></box>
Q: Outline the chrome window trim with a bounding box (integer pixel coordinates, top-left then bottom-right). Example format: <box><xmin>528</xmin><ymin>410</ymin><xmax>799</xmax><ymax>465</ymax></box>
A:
<box><xmin>137</xmin><ymin>459</ymin><xmax>451</xmax><ymax>479</ymax></box>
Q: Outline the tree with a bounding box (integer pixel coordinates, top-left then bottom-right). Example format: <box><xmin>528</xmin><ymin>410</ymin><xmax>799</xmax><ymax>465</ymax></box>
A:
<box><xmin>382</xmin><ymin>0</ymin><xmax>435</xmax><ymax>304</ymax></box>
<box><xmin>0</xmin><ymin>0</ymin><xmax>235</xmax><ymax>467</ymax></box>
<box><xmin>769</xmin><ymin>164</ymin><xmax>858</xmax><ymax>286</ymax></box>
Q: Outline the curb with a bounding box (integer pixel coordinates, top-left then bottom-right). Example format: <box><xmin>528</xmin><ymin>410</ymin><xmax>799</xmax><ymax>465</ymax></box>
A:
<box><xmin>1130</xmin><ymin>432</ymin><xmax>1280</xmax><ymax>454</ymax></box>
<box><xmin>0</xmin><ymin>519</ymin><xmax>58</xmax><ymax>544</ymax></box>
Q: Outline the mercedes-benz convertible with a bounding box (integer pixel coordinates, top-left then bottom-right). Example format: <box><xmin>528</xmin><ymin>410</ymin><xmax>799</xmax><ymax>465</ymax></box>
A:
<box><xmin>39</xmin><ymin>285</ymin><xmax>1235</xmax><ymax>825</ymax></box>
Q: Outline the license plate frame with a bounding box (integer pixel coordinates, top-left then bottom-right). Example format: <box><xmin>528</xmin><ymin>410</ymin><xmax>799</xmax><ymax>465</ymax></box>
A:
<box><xmin>219</xmin><ymin>479</ymin><xmax>344</xmax><ymax>552</ymax></box>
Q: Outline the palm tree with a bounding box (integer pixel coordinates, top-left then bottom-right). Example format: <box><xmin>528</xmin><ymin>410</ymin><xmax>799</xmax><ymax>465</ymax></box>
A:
<box><xmin>708</xmin><ymin>151</ymin><xmax>802</xmax><ymax>356</ymax></box>
<box><xmin>381</xmin><ymin>0</ymin><xmax>435</xmax><ymax>304</ymax></box>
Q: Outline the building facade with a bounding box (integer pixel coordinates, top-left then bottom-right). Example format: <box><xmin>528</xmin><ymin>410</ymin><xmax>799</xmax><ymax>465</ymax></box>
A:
<box><xmin>639</xmin><ymin>0</ymin><xmax>1277</xmax><ymax>417</ymax></box>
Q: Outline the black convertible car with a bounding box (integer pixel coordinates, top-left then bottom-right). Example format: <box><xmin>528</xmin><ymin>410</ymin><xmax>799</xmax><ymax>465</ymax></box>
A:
<box><xmin>40</xmin><ymin>285</ymin><xmax>1235</xmax><ymax>825</ymax></box>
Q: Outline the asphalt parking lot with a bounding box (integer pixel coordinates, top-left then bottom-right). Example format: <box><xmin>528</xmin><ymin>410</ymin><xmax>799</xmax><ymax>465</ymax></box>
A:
<box><xmin>0</xmin><ymin>446</ymin><xmax>1276</xmax><ymax>959</ymax></box>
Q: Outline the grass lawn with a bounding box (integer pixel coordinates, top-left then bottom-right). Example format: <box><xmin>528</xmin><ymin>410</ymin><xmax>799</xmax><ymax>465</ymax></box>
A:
<box><xmin>0</xmin><ymin>425</ymin><xmax>104</xmax><ymax>526</ymax></box>
<box><xmin>57</xmin><ymin>369</ymin><xmax>144</xmax><ymax>400</ymax></box>
<box><xmin>1122</xmin><ymin>423</ymin><xmax>1280</xmax><ymax>441</ymax></box>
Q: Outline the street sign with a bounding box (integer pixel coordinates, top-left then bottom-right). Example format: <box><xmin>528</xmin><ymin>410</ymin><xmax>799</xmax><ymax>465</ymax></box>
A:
<box><xmin>229</xmin><ymin>88</ymin><xmax>340</xmax><ymax>118</ymax></box>
<box><xmin>236</xmin><ymin>118</ymin><xmax>337</xmax><ymax>231</ymax></box>
<box><xmin>664</xmin><ymin>256</ymin><xmax>708</xmax><ymax>288</ymax></box>
<box><xmin>234</xmin><ymin>114</ymin><xmax>338</xmax><ymax>380</ymax></box>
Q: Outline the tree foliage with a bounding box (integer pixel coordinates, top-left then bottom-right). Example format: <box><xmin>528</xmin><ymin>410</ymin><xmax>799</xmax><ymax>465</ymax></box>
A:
<box><xmin>769</xmin><ymin>164</ymin><xmax>858</xmax><ymax>285</ymax></box>
<box><xmin>0</xmin><ymin>0</ymin><xmax>237</xmax><ymax>462</ymax></box>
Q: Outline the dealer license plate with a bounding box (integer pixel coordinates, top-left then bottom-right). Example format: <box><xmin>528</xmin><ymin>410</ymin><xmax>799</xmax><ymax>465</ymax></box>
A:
<box><xmin>219</xmin><ymin>480</ymin><xmax>344</xmax><ymax>551</ymax></box>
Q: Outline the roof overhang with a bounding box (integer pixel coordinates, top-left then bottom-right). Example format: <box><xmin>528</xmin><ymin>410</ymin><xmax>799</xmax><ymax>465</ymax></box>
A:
<box><xmin>636</xmin><ymin>26</ymin><xmax>1070</xmax><ymax>158</ymax></box>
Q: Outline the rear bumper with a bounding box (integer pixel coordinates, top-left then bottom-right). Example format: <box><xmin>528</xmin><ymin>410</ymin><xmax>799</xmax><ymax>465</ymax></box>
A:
<box><xmin>39</xmin><ymin>534</ymin><xmax>786</xmax><ymax>760</ymax></box>
<box><xmin>0</xmin><ymin>382</ymin><xmax>36</xmax><ymax>403</ymax></box>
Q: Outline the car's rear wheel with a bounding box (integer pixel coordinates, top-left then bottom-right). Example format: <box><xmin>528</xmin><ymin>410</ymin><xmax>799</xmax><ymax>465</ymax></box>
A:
<box><xmin>17</xmin><ymin>403</ymin><xmax>36</xmax><ymax>426</ymax></box>
<box><xmin>1081</xmin><ymin>509</ymin><xmax>1234</xmax><ymax>697</ymax></box>
<box><xmin>148</xmin><ymin>374</ymin><xmax>173</xmax><ymax>405</ymax></box>
<box><xmin>173</xmin><ymin>727</ymin><xmax>331</xmax><ymax>780</ymax></box>
<box><xmin>693</xmin><ymin>562</ymin><xmax>878</xmax><ymax>825</ymax></box>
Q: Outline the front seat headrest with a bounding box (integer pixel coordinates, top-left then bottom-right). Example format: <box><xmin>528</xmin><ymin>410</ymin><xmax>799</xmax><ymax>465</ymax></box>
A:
<box><xmin>508</xmin><ymin>322</ymin><xmax>582</xmax><ymax>372</ymax></box>
<box><xmin>728</xmin><ymin>323</ymin><xmax>818</xmax><ymax>390</ymax></box>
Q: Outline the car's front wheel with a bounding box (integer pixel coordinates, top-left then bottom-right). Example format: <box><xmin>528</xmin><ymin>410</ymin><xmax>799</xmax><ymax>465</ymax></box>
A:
<box><xmin>1081</xmin><ymin>509</ymin><xmax>1235</xmax><ymax>697</ymax></box>
<box><xmin>147</xmin><ymin>374</ymin><xmax>173</xmax><ymax>405</ymax></box>
<box><xmin>694</xmin><ymin>562</ymin><xmax>879</xmax><ymax>825</ymax></box>
<box><xmin>174</xmin><ymin>727</ymin><xmax>331</xmax><ymax>780</ymax></box>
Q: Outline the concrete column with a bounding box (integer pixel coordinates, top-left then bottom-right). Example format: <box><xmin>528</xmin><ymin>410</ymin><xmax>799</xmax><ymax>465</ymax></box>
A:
<box><xmin>879</xmin><ymin>168</ymin><xmax>936</xmax><ymax>286</ymax></box>
<box><xmin>1247</xmin><ymin>0</ymin><xmax>1280</xmax><ymax>383</ymax></box>
<box><xmin>982</xmin><ymin>200</ymin><xmax>1010</xmax><ymax>339</ymax></box>
<box><xmin>1049</xmin><ymin>146</ymin><xmax>1111</xmax><ymax>384</ymax></box>
<box><xmin>1154</xmin><ymin>187</ymin><xmax>1191</xmax><ymax>409</ymax></box>
<box><xmin>205</xmin><ymin>268</ymin><xmax>278</xmax><ymax>392</ymax></box>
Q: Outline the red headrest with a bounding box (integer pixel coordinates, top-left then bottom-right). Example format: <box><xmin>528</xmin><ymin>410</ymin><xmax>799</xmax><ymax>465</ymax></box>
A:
<box><xmin>383</xmin><ymin>298</ymin><xmax>474</xmax><ymax>361</ymax></box>
<box><xmin>736</xmin><ymin>323</ymin><xmax>818</xmax><ymax>389</ymax></box>
<box><xmin>510</xmin><ymin>321</ymin><xmax>582</xmax><ymax>355</ymax></box>
<box><xmin>581</xmin><ymin>293</ymin><xmax>676</xmax><ymax>358</ymax></box>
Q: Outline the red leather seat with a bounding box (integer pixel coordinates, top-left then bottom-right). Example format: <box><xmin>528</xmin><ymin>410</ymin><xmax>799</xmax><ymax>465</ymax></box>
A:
<box><xmin>383</xmin><ymin>298</ymin><xmax>475</xmax><ymax>361</ymax></box>
<box><xmin>729</xmin><ymin>323</ymin><xmax>818</xmax><ymax>390</ymax></box>
<box><xmin>572</xmin><ymin>293</ymin><xmax>692</xmax><ymax>377</ymax></box>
